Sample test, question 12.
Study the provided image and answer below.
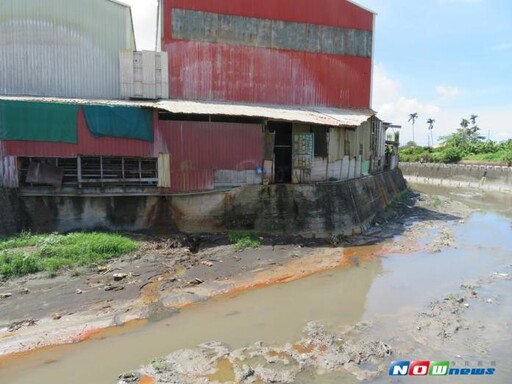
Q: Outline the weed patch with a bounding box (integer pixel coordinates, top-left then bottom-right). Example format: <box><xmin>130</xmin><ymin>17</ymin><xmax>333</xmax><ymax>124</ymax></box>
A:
<box><xmin>0</xmin><ymin>232</ymin><xmax>138</xmax><ymax>279</ymax></box>
<box><xmin>228</xmin><ymin>232</ymin><xmax>261</xmax><ymax>250</ymax></box>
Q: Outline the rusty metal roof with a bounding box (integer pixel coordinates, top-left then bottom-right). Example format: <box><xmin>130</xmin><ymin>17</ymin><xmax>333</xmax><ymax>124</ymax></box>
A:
<box><xmin>0</xmin><ymin>96</ymin><xmax>374</xmax><ymax>127</ymax></box>
<box><xmin>157</xmin><ymin>100</ymin><xmax>374</xmax><ymax>127</ymax></box>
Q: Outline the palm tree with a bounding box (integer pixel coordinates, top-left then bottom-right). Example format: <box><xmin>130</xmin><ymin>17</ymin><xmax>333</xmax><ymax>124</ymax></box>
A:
<box><xmin>470</xmin><ymin>114</ymin><xmax>478</xmax><ymax>126</ymax></box>
<box><xmin>408</xmin><ymin>112</ymin><xmax>419</xmax><ymax>142</ymax></box>
<box><xmin>460</xmin><ymin>118</ymin><xmax>470</xmax><ymax>142</ymax></box>
<box><xmin>427</xmin><ymin>118</ymin><xmax>435</xmax><ymax>147</ymax></box>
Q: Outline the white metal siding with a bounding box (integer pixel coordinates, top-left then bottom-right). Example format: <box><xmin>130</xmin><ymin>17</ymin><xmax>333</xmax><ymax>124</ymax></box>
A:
<box><xmin>120</xmin><ymin>50</ymin><xmax>169</xmax><ymax>100</ymax></box>
<box><xmin>0</xmin><ymin>0</ymin><xmax>135</xmax><ymax>99</ymax></box>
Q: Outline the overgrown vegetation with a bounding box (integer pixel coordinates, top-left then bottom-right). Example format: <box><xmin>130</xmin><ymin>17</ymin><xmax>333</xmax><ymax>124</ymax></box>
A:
<box><xmin>228</xmin><ymin>231</ymin><xmax>261</xmax><ymax>250</ymax></box>
<box><xmin>430</xmin><ymin>196</ymin><xmax>442</xmax><ymax>209</ymax></box>
<box><xmin>0</xmin><ymin>231</ymin><xmax>45</xmax><ymax>251</ymax></box>
<box><xmin>0</xmin><ymin>232</ymin><xmax>138</xmax><ymax>279</ymax></box>
<box><xmin>390</xmin><ymin>188</ymin><xmax>413</xmax><ymax>208</ymax></box>
<box><xmin>400</xmin><ymin>118</ymin><xmax>512</xmax><ymax>165</ymax></box>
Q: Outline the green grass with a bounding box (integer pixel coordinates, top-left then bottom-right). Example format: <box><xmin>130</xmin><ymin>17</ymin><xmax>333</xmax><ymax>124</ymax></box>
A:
<box><xmin>0</xmin><ymin>231</ymin><xmax>46</xmax><ymax>251</ymax></box>
<box><xmin>228</xmin><ymin>231</ymin><xmax>261</xmax><ymax>250</ymax></box>
<box><xmin>431</xmin><ymin>196</ymin><xmax>442</xmax><ymax>209</ymax></box>
<box><xmin>464</xmin><ymin>150</ymin><xmax>512</xmax><ymax>164</ymax></box>
<box><xmin>0</xmin><ymin>232</ymin><xmax>138</xmax><ymax>279</ymax></box>
<box><xmin>391</xmin><ymin>188</ymin><xmax>412</xmax><ymax>207</ymax></box>
<box><xmin>400</xmin><ymin>144</ymin><xmax>512</xmax><ymax>165</ymax></box>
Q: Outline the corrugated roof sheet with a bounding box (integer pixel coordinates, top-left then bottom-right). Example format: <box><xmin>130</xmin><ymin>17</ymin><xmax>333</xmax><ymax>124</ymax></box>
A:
<box><xmin>0</xmin><ymin>96</ymin><xmax>374</xmax><ymax>127</ymax></box>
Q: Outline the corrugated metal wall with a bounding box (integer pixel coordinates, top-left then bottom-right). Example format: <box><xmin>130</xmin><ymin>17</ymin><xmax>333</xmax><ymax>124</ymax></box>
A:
<box><xmin>2</xmin><ymin>115</ymin><xmax>265</xmax><ymax>192</ymax></box>
<box><xmin>0</xmin><ymin>0</ymin><xmax>135</xmax><ymax>99</ymax></box>
<box><xmin>156</xmin><ymin>121</ymin><xmax>264</xmax><ymax>192</ymax></box>
<box><xmin>163</xmin><ymin>0</ymin><xmax>374</xmax><ymax>109</ymax></box>
<box><xmin>0</xmin><ymin>155</ymin><xmax>18</xmax><ymax>188</ymax></box>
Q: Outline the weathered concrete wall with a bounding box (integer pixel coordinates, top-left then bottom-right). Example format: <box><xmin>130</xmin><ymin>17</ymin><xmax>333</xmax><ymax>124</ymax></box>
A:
<box><xmin>2</xmin><ymin>169</ymin><xmax>406</xmax><ymax>237</ymax></box>
<box><xmin>0</xmin><ymin>188</ymin><xmax>28</xmax><ymax>236</ymax></box>
<box><xmin>401</xmin><ymin>162</ymin><xmax>512</xmax><ymax>193</ymax></box>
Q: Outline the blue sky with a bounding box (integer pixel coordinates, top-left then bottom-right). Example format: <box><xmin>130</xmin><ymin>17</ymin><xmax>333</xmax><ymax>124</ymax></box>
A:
<box><xmin>357</xmin><ymin>0</ymin><xmax>512</xmax><ymax>144</ymax></box>
<box><xmin>123</xmin><ymin>0</ymin><xmax>512</xmax><ymax>145</ymax></box>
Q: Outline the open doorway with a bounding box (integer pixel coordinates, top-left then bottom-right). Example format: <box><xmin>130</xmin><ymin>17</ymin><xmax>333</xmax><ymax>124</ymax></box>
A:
<box><xmin>268</xmin><ymin>121</ymin><xmax>292</xmax><ymax>184</ymax></box>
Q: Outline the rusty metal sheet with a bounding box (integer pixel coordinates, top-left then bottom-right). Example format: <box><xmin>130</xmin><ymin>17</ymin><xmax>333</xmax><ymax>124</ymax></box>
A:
<box><xmin>165</xmin><ymin>42</ymin><xmax>372</xmax><ymax>109</ymax></box>
<box><xmin>157</xmin><ymin>121</ymin><xmax>264</xmax><ymax>192</ymax></box>
<box><xmin>163</xmin><ymin>0</ymin><xmax>374</xmax><ymax>109</ymax></box>
<box><xmin>157</xmin><ymin>98</ymin><xmax>374</xmax><ymax>127</ymax></box>
<box><xmin>0</xmin><ymin>96</ymin><xmax>374</xmax><ymax>128</ymax></box>
<box><xmin>171</xmin><ymin>9</ymin><xmax>372</xmax><ymax>57</ymax></box>
<box><xmin>164</xmin><ymin>0</ymin><xmax>374</xmax><ymax>32</ymax></box>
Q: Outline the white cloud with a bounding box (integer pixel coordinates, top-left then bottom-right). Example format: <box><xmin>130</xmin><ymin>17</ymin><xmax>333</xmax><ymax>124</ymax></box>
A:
<box><xmin>373</xmin><ymin>69</ymin><xmax>512</xmax><ymax>145</ymax></box>
<box><xmin>373</xmin><ymin>65</ymin><xmax>440</xmax><ymax>145</ymax></box>
<box><xmin>117</xmin><ymin>0</ymin><xmax>158</xmax><ymax>50</ymax></box>
<box><xmin>436</xmin><ymin>85</ymin><xmax>460</xmax><ymax>99</ymax></box>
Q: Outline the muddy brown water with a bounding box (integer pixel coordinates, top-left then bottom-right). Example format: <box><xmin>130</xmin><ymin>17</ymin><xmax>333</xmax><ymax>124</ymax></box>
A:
<box><xmin>1</xmin><ymin>192</ymin><xmax>512</xmax><ymax>383</ymax></box>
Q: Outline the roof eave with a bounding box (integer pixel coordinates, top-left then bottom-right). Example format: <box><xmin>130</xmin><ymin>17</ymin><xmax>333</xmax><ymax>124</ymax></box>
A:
<box><xmin>346</xmin><ymin>0</ymin><xmax>377</xmax><ymax>15</ymax></box>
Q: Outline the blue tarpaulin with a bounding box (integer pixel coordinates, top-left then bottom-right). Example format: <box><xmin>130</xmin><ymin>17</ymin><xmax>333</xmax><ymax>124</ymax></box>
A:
<box><xmin>83</xmin><ymin>105</ymin><xmax>153</xmax><ymax>142</ymax></box>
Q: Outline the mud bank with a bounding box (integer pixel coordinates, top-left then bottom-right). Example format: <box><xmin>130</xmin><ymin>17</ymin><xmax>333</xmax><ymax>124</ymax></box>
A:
<box><xmin>0</xmin><ymin>191</ymin><xmax>469</xmax><ymax>358</ymax></box>
<box><xmin>119</xmin><ymin>322</ymin><xmax>393</xmax><ymax>384</ymax></box>
<box><xmin>2</xmin><ymin>190</ymin><xmax>511</xmax><ymax>383</ymax></box>
<box><xmin>119</xmin><ymin>268</ymin><xmax>512</xmax><ymax>384</ymax></box>
<box><xmin>4</xmin><ymin>169</ymin><xmax>406</xmax><ymax>236</ymax></box>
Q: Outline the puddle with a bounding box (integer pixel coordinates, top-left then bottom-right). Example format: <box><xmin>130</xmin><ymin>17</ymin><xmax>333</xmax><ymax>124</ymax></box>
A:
<box><xmin>1</xmin><ymin>210</ymin><xmax>511</xmax><ymax>383</ymax></box>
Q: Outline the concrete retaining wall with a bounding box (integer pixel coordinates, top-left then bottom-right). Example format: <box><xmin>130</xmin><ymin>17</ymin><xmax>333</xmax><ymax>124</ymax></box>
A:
<box><xmin>0</xmin><ymin>189</ymin><xmax>28</xmax><ymax>236</ymax></box>
<box><xmin>400</xmin><ymin>162</ymin><xmax>512</xmax><ymax>193</ymax></box>
<box><xmin>1</xmin><ymin>169</ymin><xmax>406</xmax><ymax>237</ymax></box>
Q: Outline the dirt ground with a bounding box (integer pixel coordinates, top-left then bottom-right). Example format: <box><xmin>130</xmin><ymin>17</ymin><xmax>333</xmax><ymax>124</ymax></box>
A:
<box><xmin>0</xmin><ymin>191</ymin><xmax>474</xmax><ymax>358</ymax></box>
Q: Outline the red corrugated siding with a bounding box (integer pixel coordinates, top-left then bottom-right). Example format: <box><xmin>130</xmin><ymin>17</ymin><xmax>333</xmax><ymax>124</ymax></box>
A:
<box><xmin>164</xmin><ymin>0</ymin><xmax>373</xmax><ymax>32</ymax></box>
<box><xmin>163</xmin><ymin>0</ymin><xmax>373</xmax><ymax>109</ymax></box>
<box><xmin>2</xmin><ymin>108</ymin><xmax>154</xmax><ymax>157</ymax></box>
<box><xmin>2</xmin><ymin>114</ymin><xmax>264</xmax><ymax>192</ymax></box>
<box><xmin>157</xmin><ymin>121</ymin><xmax>264</xmax><ymax>192</ymax></box>
<box><xmin>166</xmin><ymin>43</ymin><xmax>371</xmax><ymax>108</ymax></box>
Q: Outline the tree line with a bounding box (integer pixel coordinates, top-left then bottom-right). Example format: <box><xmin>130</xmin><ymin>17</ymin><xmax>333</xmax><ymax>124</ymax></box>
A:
<box><xmin>401</xmin><ymin>113</ymin><xmax>512</xmax><ymax>165</ymax></box>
